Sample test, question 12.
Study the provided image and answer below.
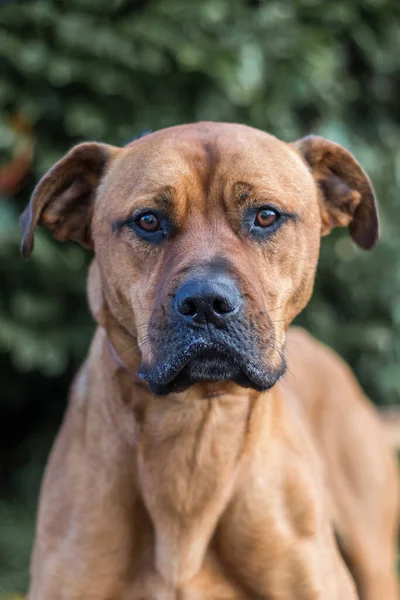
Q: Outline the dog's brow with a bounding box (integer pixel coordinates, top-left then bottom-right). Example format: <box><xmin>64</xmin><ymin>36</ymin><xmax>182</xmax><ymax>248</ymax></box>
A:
<box><xmin>112</xmin><ymin>188</ymin><xmax>174</xmax><ymax>232</ymax></box>
<box><xmin>157</xmin><ymin>188</ymin><xmax>173</xmax><ymax>205</ymax></box>
<box><xmin>233</xmin><ymin>182</ymin><xmax>283</xmax><ymax>208</ymax></box>
<box><xmin>233</xmin><ymin>182</ymin><xmax>255</xmax><ymax>204</ymax></box>
<box><xmin>232</xmin><ymin>181</ymin><xmax>300</xmax><ymax>220</ymax></box>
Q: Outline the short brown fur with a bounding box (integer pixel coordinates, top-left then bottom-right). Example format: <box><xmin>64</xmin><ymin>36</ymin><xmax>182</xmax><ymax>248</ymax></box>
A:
<box><xmin>21</xmin><ymin>123</ymin><xmax>398</xmax><ymax>599</ymax></box>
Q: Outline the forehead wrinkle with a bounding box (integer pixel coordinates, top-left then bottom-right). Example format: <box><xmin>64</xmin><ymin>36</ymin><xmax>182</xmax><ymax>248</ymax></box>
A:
<box><xmin>102</xmin><ymin>151</ymin><xmax>196</xmax><ymax>224</ymax></box>
<box><xmin>220</xmin><ymin>157</ymin><xmax>315</xmax><ymax>213</ymax></box>
<box><xmin>154</xmin><ymin>136</ymin><xmax>222</xmax><ymax>221</ymax></box>
<box><xmin>102</xmin><ymin>125</ymin><xmax>317</xmax><ymax>224</ymax></box>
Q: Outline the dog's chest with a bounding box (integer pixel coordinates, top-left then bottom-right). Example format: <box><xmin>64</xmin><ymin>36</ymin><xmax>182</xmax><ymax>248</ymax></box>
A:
<box><xmin>134</xmin><ymin>401</ymin><xmax>251</xmax><ymax>585</ymax></box>
<box><xmin>124</xmin><ymin>552</ymin><xmax>249</xmax><ymax>600</ymax></box>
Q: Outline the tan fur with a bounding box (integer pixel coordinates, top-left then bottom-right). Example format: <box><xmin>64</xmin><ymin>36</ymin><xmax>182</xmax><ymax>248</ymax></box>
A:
<box><xmin>21</xmin><ymin>123</ymin><xmax>398</xmax><ymax>599</ymax></box>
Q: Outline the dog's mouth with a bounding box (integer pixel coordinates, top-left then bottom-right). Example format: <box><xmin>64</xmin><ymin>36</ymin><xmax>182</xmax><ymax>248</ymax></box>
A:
<box><xmin>139</xmin><ymin>340</ymin><xmax>285</xmax><ymax>396</ymax></box>
<box><xmin>165</xmin><ymin>348</ymin><xmax>254</xmax><ymax>393</ymax></box>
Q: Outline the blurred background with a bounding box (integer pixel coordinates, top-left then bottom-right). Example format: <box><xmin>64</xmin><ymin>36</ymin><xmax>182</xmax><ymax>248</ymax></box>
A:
<box><xmin>1</xmin><ymin>0</ymin><xmax>400</xmax><ymax>595</ymax></box>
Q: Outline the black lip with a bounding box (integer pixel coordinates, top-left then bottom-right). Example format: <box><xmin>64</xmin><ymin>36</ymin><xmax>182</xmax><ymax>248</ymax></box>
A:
<box><xmin>139</xmin><ymin>340</ymin><xmax>285</xmax><ymax>395</ymax></box>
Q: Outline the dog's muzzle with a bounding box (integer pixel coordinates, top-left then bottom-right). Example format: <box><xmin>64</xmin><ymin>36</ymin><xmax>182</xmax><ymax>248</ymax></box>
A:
<box><xmin>139</xmin><ymin>272</ymin><xmax>286</xmax><ymax>395</ymax></box>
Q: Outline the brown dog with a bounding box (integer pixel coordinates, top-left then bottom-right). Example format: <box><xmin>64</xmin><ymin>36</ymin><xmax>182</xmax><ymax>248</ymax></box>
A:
<box><xmin>21</xmin><ymin>122</ymin><xmax>398</xmax><ymax>599</ymax></box>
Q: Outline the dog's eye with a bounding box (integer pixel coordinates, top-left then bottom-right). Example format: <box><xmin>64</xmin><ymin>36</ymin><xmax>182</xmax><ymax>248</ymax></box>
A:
<box><xmin>136</xmin><ymin>212</ymin><xmax>161</xmax><ymax>233</ymax></box>
<box><xmin>254</xmin><ymin>208</ymin><xmax>279</xmax><ymax>228</ymax></box>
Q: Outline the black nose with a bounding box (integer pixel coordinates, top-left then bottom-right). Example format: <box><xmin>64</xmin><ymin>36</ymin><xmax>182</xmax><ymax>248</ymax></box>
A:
<box><xmin>174</xmin><ymin>275</ymin><xmax>243</xmax><ymax>326</ymax></box>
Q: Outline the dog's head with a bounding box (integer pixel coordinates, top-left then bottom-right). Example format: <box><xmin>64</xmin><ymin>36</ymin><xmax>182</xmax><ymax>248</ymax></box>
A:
<box><xmin>21</xmin><ymin>123</ymin><xmax>378</xmax><ymax>395</ymax></box>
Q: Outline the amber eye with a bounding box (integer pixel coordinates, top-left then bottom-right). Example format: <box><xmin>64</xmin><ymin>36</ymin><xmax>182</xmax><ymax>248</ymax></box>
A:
<box><xmin>137</xmin><ymin>212</ymin><xmax>160</xmax><ymax>232</ymax></box>
<box><xmin>255</xmin><ymin>207</ymin><xmax>279</xmax><ymax>228</ymax></box>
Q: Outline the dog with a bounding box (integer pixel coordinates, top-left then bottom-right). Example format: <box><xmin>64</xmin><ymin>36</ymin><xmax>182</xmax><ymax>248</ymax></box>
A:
<box><xmin>20</xmin><ymin>122</ymin><xmax>399</xmax><ymax>599</ymax></box>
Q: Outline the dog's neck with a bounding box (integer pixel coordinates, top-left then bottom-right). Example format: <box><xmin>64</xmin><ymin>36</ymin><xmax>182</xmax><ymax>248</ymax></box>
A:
<box><xmin>137</xmin><ymin>388</ymin><xmax>269</xmax><ymax>584</ymax></box>
<box><xmin>93</xmin><ymin>328</ymin><xmax>277</xmax><ymax>586</ymax></box>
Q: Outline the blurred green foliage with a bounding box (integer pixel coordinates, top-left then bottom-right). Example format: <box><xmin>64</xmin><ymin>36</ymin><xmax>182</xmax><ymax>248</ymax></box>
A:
<box><xmin>1</xmin><ymin>0</ymin><xmax>400</xmax><ymax>594</ymax></box>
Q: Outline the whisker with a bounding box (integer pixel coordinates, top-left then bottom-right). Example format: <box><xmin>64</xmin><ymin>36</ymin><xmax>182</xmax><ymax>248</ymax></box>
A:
<box><xmin>269</xmin><ymin>316</ymin><xmax>297</xmax><ymax>324</ymax></box>
<box><xmin>267</xmin><ymin>302</ymin><xmax>291</xmax><ymax>314</ymax></box>
<box><xmin>119</xmin><ymin>343</ymin><xmax>140</xmax><ymax>357</ymax></box>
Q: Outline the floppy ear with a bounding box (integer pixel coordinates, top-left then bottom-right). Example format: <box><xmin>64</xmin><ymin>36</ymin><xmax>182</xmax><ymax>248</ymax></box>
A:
<box><xmin>294</xmin><ymin>135</ymin><xmax>379</xmax><ymax>250</ymax></box>
<box><xmin>20</xmin><ymin>142</ymin><xmax>118</xmax><ymax>258</ymax></box>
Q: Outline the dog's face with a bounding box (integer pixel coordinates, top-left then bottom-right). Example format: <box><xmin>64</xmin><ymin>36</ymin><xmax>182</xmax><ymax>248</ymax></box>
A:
<box><xmin>21</xmin><ymin>123</ymin><xmax>378</xmax><ymax>395</ymax></box>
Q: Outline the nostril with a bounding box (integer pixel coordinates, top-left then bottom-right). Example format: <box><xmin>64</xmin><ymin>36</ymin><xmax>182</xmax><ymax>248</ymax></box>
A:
<box><xmin>213</xmin><ymin>298</ymin><xmax>233</xmax><ymax>315</ymax></box>
<box><xmin>180</xmin><ymin>298</ymin><xmax>197</xmax><ymax>316</ymax></box>
<box><xmin>175</xmin><ymin>277</ymin><xmax>242</xmax><ymax>325</ymax></box>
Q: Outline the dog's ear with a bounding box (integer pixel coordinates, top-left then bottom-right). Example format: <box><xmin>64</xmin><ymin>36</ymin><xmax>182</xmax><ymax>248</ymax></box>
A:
<box><xmin>293</xmin><ymin>135</ymin><xmax>379</xmax><ymax>249</ymax></box>
<box><xmin>20</xmin><ymin>142</ymin><xmax>119</xmax><ymax>258</ymax></box>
